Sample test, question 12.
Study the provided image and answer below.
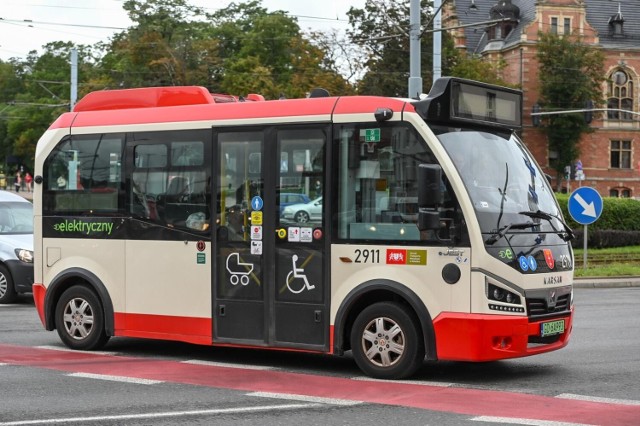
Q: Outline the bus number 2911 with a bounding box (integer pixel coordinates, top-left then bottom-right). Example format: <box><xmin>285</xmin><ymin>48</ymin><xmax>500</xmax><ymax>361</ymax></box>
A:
<box><xmin>354</xmin><ymin>249</ymin><xmax>380</xmax><ymax>264</ymax></box>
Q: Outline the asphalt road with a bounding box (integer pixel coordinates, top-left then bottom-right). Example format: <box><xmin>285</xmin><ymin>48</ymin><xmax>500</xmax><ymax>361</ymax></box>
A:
<box><xmin>1</xmin><ymin>287</ymin><xmax>639</xmax><ymax>426</ymax></box>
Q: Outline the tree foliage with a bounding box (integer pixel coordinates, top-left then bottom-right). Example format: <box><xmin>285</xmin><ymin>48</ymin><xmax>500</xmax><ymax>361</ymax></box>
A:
<box><xmin>536</xmin><ymin>32</ymin><xmax>605</xmax><ymax>182</ymax></box>
<box><xmin>347</xmin><ymin>0</ymin><xmax>467</xmax><ymax>97</ymax></box>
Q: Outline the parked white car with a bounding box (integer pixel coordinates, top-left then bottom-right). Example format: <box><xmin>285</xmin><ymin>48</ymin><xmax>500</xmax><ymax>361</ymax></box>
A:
<box><xmin>282</xmin><ymin>197</ymin><xmax>323</xmax><ymax>224</ymax></box>
<box><xmin>0</xmin><ymin>191</ymin><xmax>33</xmax><ymax>304</ymax></box>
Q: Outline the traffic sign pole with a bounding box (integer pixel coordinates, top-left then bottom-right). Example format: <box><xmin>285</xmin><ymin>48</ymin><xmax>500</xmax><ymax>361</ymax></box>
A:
<box><xmin>567</xmin><ymin>187</ymin><xmax>603</xmax><ymax>270</ymax></box>
<box><xmin>583</xmin><ymin>225</ymin><xmax>588</xmax><ymax>269</ymax></box>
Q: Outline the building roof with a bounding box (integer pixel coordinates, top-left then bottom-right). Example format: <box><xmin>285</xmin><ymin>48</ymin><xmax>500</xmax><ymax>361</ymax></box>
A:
<box><xmin>452</xmin><ymin>0</ymin><xmax>640</xmax><ymax>54</ymax></box>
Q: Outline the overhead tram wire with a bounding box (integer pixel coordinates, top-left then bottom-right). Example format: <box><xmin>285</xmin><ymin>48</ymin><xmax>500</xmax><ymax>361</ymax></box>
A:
<box><xmin>0</xmin><ymin>18</ymin><xmax>126</xmax><ymax>31</ymax></box>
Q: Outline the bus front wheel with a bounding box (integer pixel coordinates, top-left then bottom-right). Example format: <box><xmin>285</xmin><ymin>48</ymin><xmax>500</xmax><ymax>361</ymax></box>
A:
<box><xmin>55</xmin><ymin>285</ymin><xmax>110</xmax><ymax>350</ymax></box>
<box><xmin>350</xmin><ymin>302</ymin><xmax>424</xmax><ymax>379</ymax></box>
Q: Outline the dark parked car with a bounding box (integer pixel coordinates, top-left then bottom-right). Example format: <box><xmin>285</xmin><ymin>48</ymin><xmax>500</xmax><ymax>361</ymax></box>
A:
<box><xmin>0</xmin><ymin>191</ymin><xmax>33</xmax><ymax>304</ymax></box>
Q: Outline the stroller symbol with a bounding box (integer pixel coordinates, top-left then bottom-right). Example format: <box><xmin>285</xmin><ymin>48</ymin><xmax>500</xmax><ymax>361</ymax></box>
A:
<box><xmin>226</xmin><ymin>253</ymin><xmax>254</xmax><ymax>286</ymax></box>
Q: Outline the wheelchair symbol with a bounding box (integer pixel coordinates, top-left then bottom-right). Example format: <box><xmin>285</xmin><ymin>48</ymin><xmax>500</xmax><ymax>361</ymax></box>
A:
<box><xmin>285</xmin><ymin>255</ymin><xmax>315</xmax><ymax>294</ymax></box>
<box><xmin>226</xmin><ymin>253</ymin><xmax>254</xmax><ymax>286</ymax></box>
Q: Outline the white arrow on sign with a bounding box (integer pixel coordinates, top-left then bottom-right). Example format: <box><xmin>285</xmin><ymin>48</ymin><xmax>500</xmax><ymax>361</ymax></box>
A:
<box><xmin>574</xmin><ymin>193</ymin><xmax>596</xmax><ymax>217</ymax></box>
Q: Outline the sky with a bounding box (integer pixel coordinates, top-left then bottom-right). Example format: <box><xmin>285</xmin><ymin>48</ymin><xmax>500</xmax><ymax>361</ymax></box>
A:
<box><xmin>0</xmin><ymin>0</ymin><xmax>366</xmax><ymax>61</ymax></box>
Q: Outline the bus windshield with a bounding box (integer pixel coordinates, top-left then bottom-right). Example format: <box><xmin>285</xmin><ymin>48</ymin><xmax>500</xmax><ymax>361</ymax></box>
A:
<box><xmin>438</xmin><ymin>129</ymin><xmax>565</xmax><ymax>245</ymax></box>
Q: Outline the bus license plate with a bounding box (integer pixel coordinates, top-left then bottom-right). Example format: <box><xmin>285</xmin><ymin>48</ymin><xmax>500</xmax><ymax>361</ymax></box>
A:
<box><xmin>540</xmin><ymin>319</ymin><xmax>565</xmax><ymax>337</ymax></box>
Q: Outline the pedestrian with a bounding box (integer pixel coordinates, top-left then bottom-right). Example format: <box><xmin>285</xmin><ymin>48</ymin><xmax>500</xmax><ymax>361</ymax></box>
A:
<box><xmin>14</xmin><ymin>171</ymin><xmax>21</xmax><ymax>193</ymax></box>
<box><xmin>24</xmin><ymin>172</ymin><xmax>33</xmax><ymax>192</ymax></box>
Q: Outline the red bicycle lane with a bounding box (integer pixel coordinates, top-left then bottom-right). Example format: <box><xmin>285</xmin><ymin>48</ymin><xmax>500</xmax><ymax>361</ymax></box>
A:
<box><xmin>1</xmin><ymin>344</ymin><xmax>638</xmax><ymax>425</ymax></box>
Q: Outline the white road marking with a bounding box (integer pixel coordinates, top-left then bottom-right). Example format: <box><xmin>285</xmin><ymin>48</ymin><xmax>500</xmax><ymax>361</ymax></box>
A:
<box><xmin>351</xmin><ymin>376</ymin><xmax>454</xmax><ymax>387</ymax></box>
<box><xmin>67</xmin><ymin>372</ymin><xmax>163</xmax><ymax>385</ymax></box>
<box><xmin>556</xmin><ymin>393</ymin><xmax>640</xmax><ymax>406</ymax></box>
<box><xmin>35</xmin><ymin>345</ymin><xmax>118</xmax><ymax>356</ymax></box>
<box><xmin>471</xmin><ymin>416</ymin><xmax>595</xmax><ymax>426</ymax></box>
<box><xmin>0</xmin><ymin>363</ymin><xmax>7</xmax><ymax>366</ymax></box>
<box><xmin>249</xmin><ymin>391</ymin><xmax>362</xmax><ymax>406</ymax></box>
<box><xmin>182</xmin><ymin>359</ymin><xmax>275</xmax><ymax>370</ymax></box>
<box><xmin>0</xmin><ymin>403</ymin><xmax>321</xmax><ymax>425</ymax></box>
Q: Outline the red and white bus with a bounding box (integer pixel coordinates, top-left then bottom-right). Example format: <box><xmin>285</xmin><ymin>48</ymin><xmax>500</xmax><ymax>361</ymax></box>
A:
<box><xmin>32</xmin><ymin>78</ymin><xmax>574</xmax><ymax>379</ymax></box>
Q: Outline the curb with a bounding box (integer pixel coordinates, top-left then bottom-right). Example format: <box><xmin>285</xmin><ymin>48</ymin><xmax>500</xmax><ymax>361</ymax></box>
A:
<box><xmin>573</xmin><ymin>277</ymin><xmax>640</xmax><ymax>288</ymax></box>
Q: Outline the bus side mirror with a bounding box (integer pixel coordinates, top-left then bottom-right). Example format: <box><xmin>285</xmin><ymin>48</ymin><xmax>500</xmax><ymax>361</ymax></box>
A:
<box><xmin>417</xmin><ymin>164</ymin><xmax>444</xmax><ymax>232</ymax></box>
<box><xmin>418</xmin><ymin>211</ymin><xmax>441</xmax><ymax>231</ymax></box>
<box><xmin>418</xmin><ymin>164</ymin><xmax>443</xmax><ymax>209</ymax></box>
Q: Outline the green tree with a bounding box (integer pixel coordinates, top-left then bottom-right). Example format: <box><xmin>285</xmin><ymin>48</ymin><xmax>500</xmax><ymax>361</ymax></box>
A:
<box><xmin>347</xmin><ymin>0</ymin><xmax>463</xmax><ymax>96</ymax></box>
<box><xmin>213</xmin><ymin>3</ymin><xmax>352</xmax><ymax>98</ymax></box>
<box><xmin>3</xmin><ymin>43</ymin><xmax>90</xmax><ymax>171</ymax></box>
<box><xmin>536</xmin><ymin>32</ymin><xmax>605</xmax><ymax>186</ymax></box>
<box><xmin>0</xmin><ymin>60</ymin><xmax>25</xmax><ymax>168</ymax></box>
<box><xmin>449</xmin><ymin>55</ymin><xmax>510</xmax><ymax>87</ymax></box>
<box><xmin>99</xmin><ymin>0</ymin><xmax>219</xmax><ymax>88</ymax></box>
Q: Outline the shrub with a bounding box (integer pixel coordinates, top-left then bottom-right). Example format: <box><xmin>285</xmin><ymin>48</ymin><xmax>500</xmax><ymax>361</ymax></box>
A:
<box><xmin>555</xmin><ymin>193</ymin><xmax>640</xmax><ymax>248</ymax></box>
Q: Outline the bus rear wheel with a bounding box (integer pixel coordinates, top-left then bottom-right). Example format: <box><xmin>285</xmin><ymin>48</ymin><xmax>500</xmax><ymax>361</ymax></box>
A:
<box><xmin>55</xmin><ymin>285</ymin><xmax>110</xmax><ymax>350</ymax></box>
<box><xmin>350</xmin><ymin>302</ymin><xmax>424</xmax><ymax>379</ymax></box>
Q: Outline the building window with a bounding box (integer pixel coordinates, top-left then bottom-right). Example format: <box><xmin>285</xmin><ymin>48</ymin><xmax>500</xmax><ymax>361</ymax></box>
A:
<box><xmin>610</xmin><ymin>140</ymin><xmax>632</xmax><ymax>169</ymax></box>
<box><xmin>563</xmin><ymin>18</ymin><xmax>571</xmax><ymax>35</ymax></box>
<box><xmin>607</xmin><ymin>69</ymin><xmax>634</xmax><ymax>120</ymax></box>
<box><xmin>610</xmin><ymin>188</ymin><xmax>631</xmax><ymax>198</ymax></box>
<box><xmin>551</xmin><ymin>17</ymin><xmax>558</xmax><ymax>34</ymax></box>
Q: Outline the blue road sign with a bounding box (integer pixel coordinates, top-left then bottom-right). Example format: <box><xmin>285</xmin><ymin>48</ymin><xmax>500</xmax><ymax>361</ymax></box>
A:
<box><xmin>568</xmin><ymin>187</ymin><xmax>603</xmax><ymax>225</ymax></box>
<box><xmin>251</xmin><ymin>196</ymin><xmax>264</xmax><ymax>211</ymax></box>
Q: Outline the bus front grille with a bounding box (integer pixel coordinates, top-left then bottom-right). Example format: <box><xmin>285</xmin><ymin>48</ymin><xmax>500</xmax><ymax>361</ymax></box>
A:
<box><xmin>526</xmin><ymin>293</ymin><xmax>571</xmax><ymax>319</ymax></box>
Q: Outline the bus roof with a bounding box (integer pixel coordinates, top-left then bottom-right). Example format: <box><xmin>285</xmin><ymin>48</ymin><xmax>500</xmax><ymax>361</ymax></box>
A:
<box><xmin>49</xmin><ymin>88</ymin><xmax>415</xmax><ymax>130</ymax></box>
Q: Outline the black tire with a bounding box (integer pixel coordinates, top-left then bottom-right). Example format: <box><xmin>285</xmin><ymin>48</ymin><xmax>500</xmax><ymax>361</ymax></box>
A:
<box><xmin>55</xmin><ymin>285</ymin><xmax>110</xmax><ymax>350</ymax></box>
<box><xmin>350</xmin><ymin>302</ymin><xmax>424</xmax><ymax>379</ymax></box>
<box><xmin>294</xmin><ymin>211</ymin><xmax>310</xmax><ymax>223</ymax></box>
<box><xmin>0</xmin><ymin>264</ymin><xmax>17</xmax><ymax>304</ymax></box>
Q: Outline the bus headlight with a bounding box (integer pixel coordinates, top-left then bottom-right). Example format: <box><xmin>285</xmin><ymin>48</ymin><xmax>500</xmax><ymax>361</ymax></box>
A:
<box><xmin>492</xmin><ymin>287</ymin><xmax>505</xmax><ymax>301</ymax></box>
<box><xmin>487</xmin><ymin>284</ymin><xmax>520</xmax><ymax>305</ymax></box>
<box><xmin>487</xmin><ymin>283</ymin><xmax>525</xmax><ymax>313</ymax></box>
<box><xmin>15</xmin><ymin>249</ymin><xmax>33</xmax><ymax>263</ymax></box>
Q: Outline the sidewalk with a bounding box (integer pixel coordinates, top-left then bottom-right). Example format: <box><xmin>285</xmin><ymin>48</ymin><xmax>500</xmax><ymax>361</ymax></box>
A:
<box><xmin>15</xmin><ymin>191</ymin><xmax>32</xmax><ymax>201</ymax></box>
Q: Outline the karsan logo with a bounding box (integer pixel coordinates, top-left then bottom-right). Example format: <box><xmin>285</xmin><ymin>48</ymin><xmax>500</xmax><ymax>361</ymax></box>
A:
<box><xmin>543</xmin><ymin>276</ymin><xmax>563</xmax><ymax>285</ymax></box>
<box><xmin>53</xmin><ymin>220</ymin><xmax>114</xmax><ymax>235</ymax></box>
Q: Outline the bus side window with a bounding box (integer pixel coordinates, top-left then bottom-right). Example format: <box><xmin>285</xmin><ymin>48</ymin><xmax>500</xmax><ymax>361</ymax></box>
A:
<box><xmin>42</xmin><ymin>135</ymin><xmax>123</xmax><ymax>214</ymax></box>
<box><xmin>336</xmin><ymin>123</ymin><xmax>456</xmax><ymax>244</ymax></box>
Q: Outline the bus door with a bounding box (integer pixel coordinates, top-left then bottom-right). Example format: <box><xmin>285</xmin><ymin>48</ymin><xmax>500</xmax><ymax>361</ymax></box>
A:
<box><xmin>214</xmin><ymin>127</ymin><xmax>329</xmax><ymax>350</ymax></box>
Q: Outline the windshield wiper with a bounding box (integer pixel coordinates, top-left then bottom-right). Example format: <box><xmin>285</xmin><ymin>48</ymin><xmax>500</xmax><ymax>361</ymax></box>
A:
<box><xmin>518</xmin><ymin>210</ymin><xmax>575</xmax><ymax>241</ymax></box>
<box><xmin>485</xmin><ymin>222</ymin><xmax>537</xmax><ymax>245</ymax></box>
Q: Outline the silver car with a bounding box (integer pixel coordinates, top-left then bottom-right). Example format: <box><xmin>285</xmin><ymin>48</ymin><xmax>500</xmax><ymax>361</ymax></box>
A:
<box><xmin>0</xmin><ymin>191</ymin><xmax>33</xmax><ymax>304</ymax></box>
<box><xmin>282</xmin><ymin>196</ymin><xmax>323</xmax><ymax>223</ymax></box>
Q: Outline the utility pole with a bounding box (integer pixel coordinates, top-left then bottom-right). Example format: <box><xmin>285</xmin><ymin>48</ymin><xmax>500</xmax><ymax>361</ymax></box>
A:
<box><xmin>433</xmin><ymin>0</ymin><xmax>442</xmax><ymax>80</ymax></box>
<box><xmin>408</xmin><ymin>0</ymin><xmax>422</xmax><ymax>98</ymax></box>
<box><xmin>70</xmin><ymin>48</ymin><xmax>78</xmax><ymax>111</ymax></box>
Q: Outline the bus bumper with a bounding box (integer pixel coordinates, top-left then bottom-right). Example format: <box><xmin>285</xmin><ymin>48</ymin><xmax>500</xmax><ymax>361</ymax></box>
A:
<box><xmin>32</xmin><ymin>283</ymin><xmax>46</xmax><ymax>327</ymax></box>
<box><xmin>432</xmin><ymin>310</ymin><xmax>573</xmax><ymax>361</ymax></box>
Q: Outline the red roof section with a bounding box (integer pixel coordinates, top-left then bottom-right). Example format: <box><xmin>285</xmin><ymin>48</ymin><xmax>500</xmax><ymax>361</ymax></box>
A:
<box><xmin>73</xmin><ymin>86</ymin><xmax>215</xmax><ymax>112</ymax></box>
<box><xmin>49</xmin><ymin>86</ymin><xmax>412</xmax><ymax>130</ymax></box>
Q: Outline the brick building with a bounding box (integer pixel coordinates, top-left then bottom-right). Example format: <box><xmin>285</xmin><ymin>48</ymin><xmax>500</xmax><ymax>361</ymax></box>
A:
<box><xmin>445</xmin><ymin>0</ymin><xmax>640</xmax><ymax>197</ymax></box>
